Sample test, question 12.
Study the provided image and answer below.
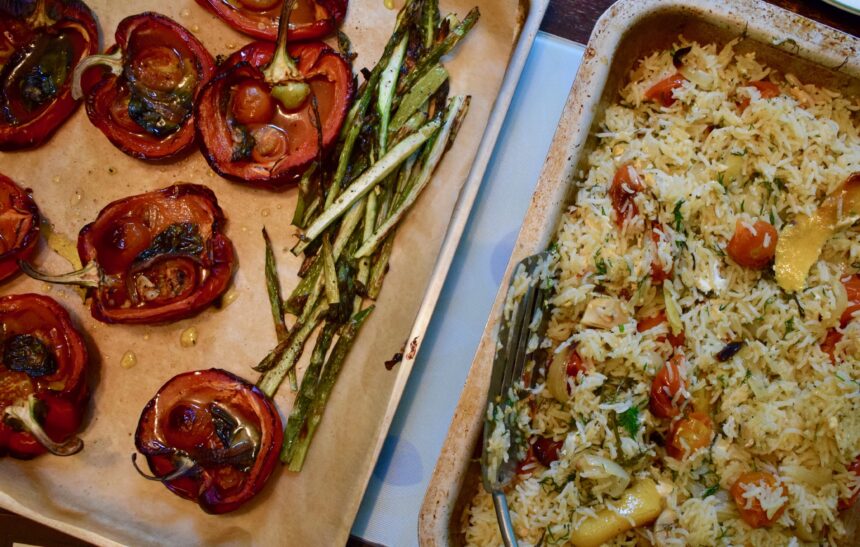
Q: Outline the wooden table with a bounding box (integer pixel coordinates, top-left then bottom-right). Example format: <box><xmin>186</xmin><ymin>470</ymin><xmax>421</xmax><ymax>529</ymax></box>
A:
<box><xmin>4</xmin><ymin>1</ymin><xmax>858</xmax><ymax>546</ymax></box>
<box><xmin>543</xmin><ymin>0</ymin><xmax>860</xmax><ymax>43</ymax></box>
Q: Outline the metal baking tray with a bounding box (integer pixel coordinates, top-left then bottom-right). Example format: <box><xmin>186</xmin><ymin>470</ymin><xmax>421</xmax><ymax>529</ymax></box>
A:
<box><xmin>0</xmin><ymin>0</ymin><xmax>548</xmax><ymax>544</ymax></box>
<box><xmin>419</xmin><ymin>0</ymin><xmax>860</xmax><ymax>543</ymax></box>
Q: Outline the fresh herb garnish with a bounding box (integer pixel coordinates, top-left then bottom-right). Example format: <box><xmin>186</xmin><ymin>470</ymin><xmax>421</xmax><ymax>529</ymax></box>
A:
<box><xmin>618</xmin><ymin>405</ymin><xmax>640</xmax><ymax>437</ymax></box>
<box><xmin>673</xmin><ymin>200</ymin><xmax>685</xmax><ymax>232</ymax></box>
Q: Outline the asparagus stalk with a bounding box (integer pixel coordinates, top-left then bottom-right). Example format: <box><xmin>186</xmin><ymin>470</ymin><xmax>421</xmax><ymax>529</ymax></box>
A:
<box><xmin>389</xmin><ymin>65</ymin><xmax>448</xmax><ymax>132</ymax></box>
<box><xmin>322</xmin><ymin>236</ymin><xmax>339</xmax><ymax>305</ymax></box>
<box><xmin>263</xmin><ymin>228</ymin><xmax>289</xmax><ymax>342</ymax></box>
<box><xmin>280</xmin><ymin>321</ymin><xmax>338</xmax><ymax>465</ymax></box>
<box><xmin>257</xmin><ymin>298</ymin><xmax>330</xmax><ymax>398</ymax></box>
<box><xmin>378</xmin><ymin>36</ymin><xmax>408</xmax><ymax>153</ymax></box>
<box><xmin>284</xmin><ymin>306</ymin><xmax>375</xmax><ymax>469</ymax></box>
<box><xmin>292</xmin><ymin>117</ymin><xmax>441</xmax><ymax>256</ymax></box>
<box><xmin>396</xmin><ymin>8</ymin><xmax>480</xmax><ymax>97</ymax></box>
<box><xmin>355</xmin><ymin>95</ymin><xmax>468</xmax><ymax>258</ymax></box>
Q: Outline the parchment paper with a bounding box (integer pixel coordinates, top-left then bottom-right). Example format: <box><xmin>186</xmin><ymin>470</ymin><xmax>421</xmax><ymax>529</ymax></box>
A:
<box><xmin>0</xmin><ymin>0</ymin><xmax>525</xmax><ymax>544</ymax></box>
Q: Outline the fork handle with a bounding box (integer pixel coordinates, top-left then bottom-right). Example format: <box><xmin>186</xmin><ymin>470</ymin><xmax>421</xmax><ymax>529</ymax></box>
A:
<box><xmin>492</xmin><ymin>490</ymin><xmax>519</xmax><ymax>547</ymax></box>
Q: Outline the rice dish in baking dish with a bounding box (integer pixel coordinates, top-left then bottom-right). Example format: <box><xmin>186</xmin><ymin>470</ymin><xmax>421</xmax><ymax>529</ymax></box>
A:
<box><xmin>465</xmin><ymin>38</ymin><xmax>860</xmax><ymax>546</ymax></box>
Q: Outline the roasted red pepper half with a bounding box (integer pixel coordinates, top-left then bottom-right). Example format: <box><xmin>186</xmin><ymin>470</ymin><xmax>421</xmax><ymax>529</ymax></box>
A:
<box><xmin>196</xmin><ymin>0</ymin><xmax>353</xmax><ymax>189</ymax></box>
<box><xmin>0</xmin><ymin>173</ymin><xmax>41</xmax><ymax>282</ymax></box>
<box><xmin>22</xmin><ymin>184</ymin><xmax>235</xmax><ymax>324</ymax></box>
<box><xmin>70</xmin><ymin>13</ymin><xmax>216</xmax><ymax>161</ymax></box>
<box><xmin>195</xmin><ymin>0</ymin><xmax>347</xmax><ymax>42</ymax></box>
<box><xmin>0</xmin><ymin>294</ymin><xmax>88</xmax><ymax>459</ymax></box>
<box><xmin>0</xmin><ymin>0</ymin><xmax>98</xmax><ymax>150</ymax></box>
<box><xmin>133</xmin><ymin>369</ymin><xmax>283</xmax><ymax>514</ymax></box>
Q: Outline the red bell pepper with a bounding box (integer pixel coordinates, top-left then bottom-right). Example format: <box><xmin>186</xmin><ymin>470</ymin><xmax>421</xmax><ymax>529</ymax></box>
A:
<box><xmin>196</xmin><ymin>0</ymin><xmax>353</xmax><ymax>189</ymax></box>
<box><xmin>0</xmin><ymin>173</ymin><xmax>41</xmax><ymax>282</ymax></box>
<box><xmin>22</xmin><ymin>184</ymin><xmax>236</xmax><ymax>324</ymax></box>
<box><xmin>71</xmin><ymin>13</ymin><xmax>216</xmax><ymax>161</ymax></box>
<box><xmin>0</xmin><ymin>0</ymin><xmax>99</xmax><ymax>150</ymax></box>
<box><xmin>0</xmin><ymin>294</ymin><xmax>88</xmax><ymax>459</ymax></box>
<box><xmin>133</xmin><ymin>368</ymin><xmax>283</xmax><ymax>514</ymax></box>
<box><xmin>195</xmin><ymin>0</ymin><xmax>347</xmax><ymax>41</ymax></box>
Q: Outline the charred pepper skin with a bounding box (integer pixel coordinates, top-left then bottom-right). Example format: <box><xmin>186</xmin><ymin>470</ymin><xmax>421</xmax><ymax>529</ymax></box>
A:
<box><xmin>0</xmin><ymin>294</ymin><xmax>88</xmax><ymax>459</ymax></box>
<box><xmin>0</xmin><ymin>0</ymin><xmax>99</xmax><ymax>150</ymax></box>
<box><xmin>194</xmin><ymin>0</ymin><xmax>348</xmax><ymax>42</ymax></box>
<box><xmin>195</xmin><ymin>41</ymin><xmax>353</xmax><ymax>189</ymax></box>
<box><xmin>78</xmin><ymin>13</ymin><xmax>216</xmax><ymax>161</ymax></box>
<box><xmin>135</xmin><ymin>369</ymin><xmax>283</xmax><ymax>514</ymax></box>
<box><xmin>76</xmin><ymin>184</ymin><xmax>236</xmax><ymax>324</ymax></box>
<box><xmin>0</xmin><ymin>174</ymin><xmax>41</xmax><ymax>283</ymax></box>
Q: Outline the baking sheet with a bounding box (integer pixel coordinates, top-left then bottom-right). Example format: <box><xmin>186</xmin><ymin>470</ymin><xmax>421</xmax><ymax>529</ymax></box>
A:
<box><xmin>419</xmin><ymin>0</ymin><xmax>860</xmax><ymax>544</ymax></box>
<box><xmin>0</xmin><ymin>0</ymin><xmax>529</xmax><ymax>544</ymax></box>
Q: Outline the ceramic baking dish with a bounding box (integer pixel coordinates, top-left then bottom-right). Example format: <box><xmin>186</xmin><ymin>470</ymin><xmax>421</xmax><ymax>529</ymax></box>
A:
<box><xmin>419</xmin><ymin>0</ymin><xmax>860</xmax><ymax>543</ymax></box>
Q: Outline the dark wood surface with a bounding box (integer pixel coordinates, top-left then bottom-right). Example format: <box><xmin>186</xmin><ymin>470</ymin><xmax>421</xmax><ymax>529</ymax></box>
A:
<box><xmin>541</xmin><ymin>0</ymin><xmax>860</xmax><ymax>43</ymax></box>
<box><xmin>3</xmin><ymin>1</ymin><xmax>858</xmax><ymax>546</ymax></box>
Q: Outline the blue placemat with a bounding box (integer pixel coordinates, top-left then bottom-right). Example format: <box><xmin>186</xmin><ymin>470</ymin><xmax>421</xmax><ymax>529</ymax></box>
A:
<box><xmin>352</xmin><ymin>32</ymin><xmax>585</xmax><ymax>546</ymax></box>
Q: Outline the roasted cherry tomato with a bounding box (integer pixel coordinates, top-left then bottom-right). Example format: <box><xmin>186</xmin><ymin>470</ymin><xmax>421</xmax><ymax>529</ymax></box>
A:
<box><xmin>645</xmin><ymin>72</ymin><xmax>687</xmax><ymax>107</ymax></box>
<box><xmin>730</xmin><ymin>471</ymin><xmax>788</xmax><ymax>528</ymax></box>
<box><xmin>726</xmin><ymin>220</ymin><xmax>778</xmax><ymax>269</ymax></box>
<box><xmin>738</xmin><ymin>80</ymin><xmax>780</xmax><ymax>111</ymax></box>
<box><xmin>0</xmin><ymin>0</ymin><xmax>99</xmax><ymax>150</ymax></box>
<box><xmin>839</xmin><ymin>456</ymin><xmax>860</xmax><ymax>511</ymax></box>
<box><xmin>666</xmin><ymin>412</ymin><xmax>713</xmax><ymax>459</ymax></box>
<box><xmin>0</xmin><ymin>173</ymin><xmax>40</xmax><ymax>282</ymax></box>
<box><xmin>609</xmin><ymin>163</ymin><xmax>643</xmax><ymax>228</ymax></box>
<box><xmin>71</xmin><ymin>13</ymin><xmax>215</xmax><ymax>160</ymax></box>
<box><xmin>822</xmin><ymin>328</ymin><xmax>842</xmax><ymax>363</ymax></box>
<box><xmin>532</xmin><ymin>436</ymin><xmax>564</xmax><ymax>467</ymax></box>
<box><xmin>196</xmin><ymin>39</ymin><xmax>353</xmax><ymax>188</ymax></box>
<box><xmin>0</xmin><ymin>294</ymin><xmax>88</xmax><ymax>459</ymax></box>
<box><xmin>841</xmin><ymin>274</ymin><xmax>860</xmax><ymax>327</ymax></box>
<box><xmin>195</xmin><ymin>0</ymin><xmax>347</xmax><ymax>41</ymax></box>
<box><xmin>134</xmin><ymin>369</ymin><xmax>283</xmax><ymax>514</ymax></box>
<box><xmin>546</xmin><ymin>347</ymin><xmax>587</xmax><ymax>401</ymax></box>
<box><xmin>637</xmin><ymin>310</ymin><xmax>685</xmax><ymax>348</ymax></box>
<box><xmin>24</xmin><ymin>184</ymin><xmax>235</xmax><ymax>324</ymax></box>
<box><xmin>650</xmin><ymin>354</ymin><xmax>686</xmax><ymax>419</ymax></box>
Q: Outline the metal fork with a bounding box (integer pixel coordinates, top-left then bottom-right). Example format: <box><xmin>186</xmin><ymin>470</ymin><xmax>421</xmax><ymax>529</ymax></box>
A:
<box><xmin>481</xmin><ymin>252</ymin><xmax>550</xmax><ymax>547</ymax></box>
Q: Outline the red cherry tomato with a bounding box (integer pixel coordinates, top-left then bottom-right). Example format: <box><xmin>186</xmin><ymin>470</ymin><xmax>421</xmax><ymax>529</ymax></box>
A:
<box><xmin>135</xmin><ymin>369</ymin><xmax>282</xmax><ymax>514</ymax></box>
<box><xmin>730</xmin><ymin>472</ymin><xmax>788</xmax><ymax>528</ymax></box>
<box><xmin>726</xmin><ymin>220</ymin><xmax>778</xmax><ymax>269</ymax></box>
<box><xmin>822</xmin><ymin>329</ymin><xmax>842</xmax><ymax>364</ymax></box>
<box><xmin>838</xmin><ymin>456</ymin><xmax>860</xmax><ymax>511</ymax></box>
<box><xmin>666</xmin><ymin>412</ymin><xmax>713</xmax><ymax>459</ymax></box>
<box><xmin>232</xmin><ymin>80</ymin><xmax>276</xmax><ymax>125</ymax></box>
<box><xmin>841</xmin><ymin>274</ymin><xmax>860</xmax><ymax>327</ymax></box>
<box><xmin>533</xmin><ymin>437</ymin><xmax>564</xmax><ymax>467</ymax></box>
<box><xmin>609</xmin><ymin>164</ymin><xmax>643</xmax><ymax>228</ymax></box>
<box><xmin>650</xmin><ymin>354</ymin><xmax>686</xmax><ymax>419</ymax></box>
<box><xmin>637</xmin><ymin>310</ymin><xmax>685</xmax><ymax>348</ymax></box>
<box><xmin>738</xmin><ymin>80</ymin><xmax>780</xmax><ymax>111</ymax></box>
<box><xmin>645</xmin><ymin>72</ymin><xmax>687</xmax><ymax>107</ymax></box>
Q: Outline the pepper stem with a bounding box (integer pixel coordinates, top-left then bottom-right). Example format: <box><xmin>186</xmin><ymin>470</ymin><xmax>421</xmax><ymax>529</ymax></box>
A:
<box><xmin>131</xmin><ymin>453</ymin><xmax>198</xmax><ymax>482</ymax></box>
<box><xmin>19</xmin><ymin>260</ymin><xmax>100</xmax><ymax>289</ymax></box>
<box><xmin>264</xmin><ymin>0</ymin><xmax>310</xmax><ymax>109</ymax></box>
<box><xmin>3</xmin><ymin>396</ymin><xmax>83</xmax><ymax>456</ymax></box>
<box><xmin>71</xmin><ymin>50</ymin><xmax>124</xmax><ymax>100</ymax></box>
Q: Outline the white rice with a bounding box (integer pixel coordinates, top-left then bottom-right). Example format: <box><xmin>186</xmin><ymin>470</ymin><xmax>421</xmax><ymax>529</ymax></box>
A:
<box><xmin>464</xmin><ymin>39</ymin><xmax>860</xmax><ymax>546</ymax></box>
